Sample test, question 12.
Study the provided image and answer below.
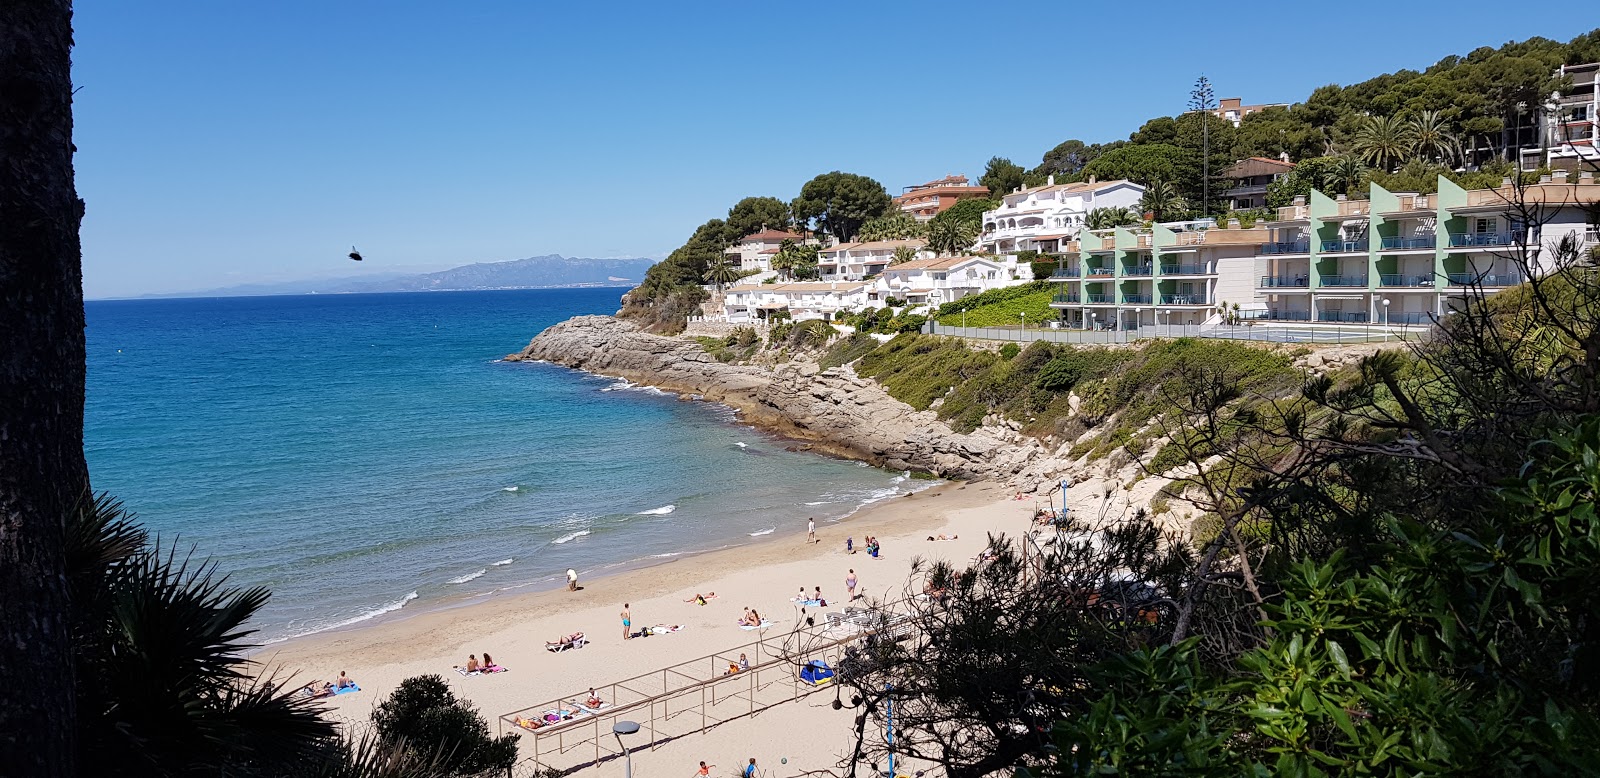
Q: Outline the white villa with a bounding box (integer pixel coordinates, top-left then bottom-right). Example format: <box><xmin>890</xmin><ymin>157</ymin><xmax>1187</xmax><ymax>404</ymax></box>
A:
<box><xmin>724</xmin><ymin>228</ymin><xmax>807</xmax><ymax>275</ymax></box>
<box><xmin>721</xmin><ymin>281</ymin><xmax>869</xmax><ymax>323</ymax></box>
<box><xmin>819</xmin><ymin>239</ymin><xmax>932</xmax><ymax>281</ymax></box>
<box><xmin>978</xmin><ymin>177</ymin><xmax>1145</xmax><ymax>255</ymax></box>
<box><xmin>871</xmin><ymin>256</ymin><xmax>1011</xmax><ymax>307</ymax></box>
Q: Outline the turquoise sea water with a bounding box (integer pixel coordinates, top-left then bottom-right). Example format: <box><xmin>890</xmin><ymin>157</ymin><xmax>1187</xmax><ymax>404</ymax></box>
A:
<box><xmin>84</xmin><ymin>289</ymin><xmax>908</xmax><ymax>642</ymax></box>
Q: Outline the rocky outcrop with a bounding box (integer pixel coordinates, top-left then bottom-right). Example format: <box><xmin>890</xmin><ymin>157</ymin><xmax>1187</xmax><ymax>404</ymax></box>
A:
<box><xmin>508</xmin><ymin>316</ymin><xmax>1060</xmax><ymax>483</ymax></box>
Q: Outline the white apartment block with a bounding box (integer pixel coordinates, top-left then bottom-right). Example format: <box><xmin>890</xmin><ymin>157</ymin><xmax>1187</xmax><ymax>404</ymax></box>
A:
<box><xmin>1520</xmin><ymin>61</ymin><xmax>1599</xmax><ymax>173</ymax></box>
<box><xmin>721</xmin><ymin>281</ymin><xmax>869</xmax><ymax>323</ymax></box>
<box><xmin>818</xmin><ymin>239</ymin><xmax>932</xmax><ymax>281</ymax></box>
<box><xmin>871</xmin><ymin>256</ymin><xmax>1011</xmax><ymax>307</ymax></box>
<box><xmin>978</xmin><ymin>177</ymin><xmax>1145</xmax><ymax>255</ymax></box>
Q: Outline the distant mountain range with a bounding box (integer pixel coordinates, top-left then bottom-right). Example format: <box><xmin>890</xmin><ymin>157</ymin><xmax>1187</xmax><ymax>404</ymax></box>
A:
<box><xmin>143</xmin><ymin>255</ymin><xmax>656</xmax><ymax>298</ymax></box>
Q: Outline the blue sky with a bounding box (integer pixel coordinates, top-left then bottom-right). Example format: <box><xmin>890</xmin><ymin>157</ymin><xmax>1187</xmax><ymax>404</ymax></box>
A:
<box><xmin>74</xmin><ymin>1</ymin><xmax>1587</xmax><ymax>298</ymax></box>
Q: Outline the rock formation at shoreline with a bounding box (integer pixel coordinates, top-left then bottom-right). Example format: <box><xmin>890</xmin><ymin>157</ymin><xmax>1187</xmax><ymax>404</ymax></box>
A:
<box><xmin>508</xmin><ymin>316</ymin><xmax>1068</xmax><ymax>484</ymax></box>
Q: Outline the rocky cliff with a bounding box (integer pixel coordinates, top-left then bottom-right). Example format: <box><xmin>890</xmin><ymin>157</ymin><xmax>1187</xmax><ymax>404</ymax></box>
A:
<box><xmin>507</xmin><ymin>316</ymin><xmax>1065</xmax><ymax>484</ymax></box>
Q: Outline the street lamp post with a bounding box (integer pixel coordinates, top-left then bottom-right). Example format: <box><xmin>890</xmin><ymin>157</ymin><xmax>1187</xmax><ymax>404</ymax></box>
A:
<box><xmin>613</xmin><ymin>721</ymin><xmax>641</xmax><ymax>778</ymax></box>
<box><xmin>1381</xmin><ymin>297</ymin><xmax>1391</xmax><ymax>342</ymax></box>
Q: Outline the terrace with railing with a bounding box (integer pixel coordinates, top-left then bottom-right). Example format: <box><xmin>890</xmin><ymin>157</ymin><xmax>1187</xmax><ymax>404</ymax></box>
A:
<box><xmin>1318</xmin><ymin>275</ymin><xmax>1369</xmax><ymax>287</ymax></box>
<box><xmin>1051</xmin><ymin>294</ymin><xmax>1081</xmax><ymax>304</ymax></box>
<box><xmin>1318</xmin><ymin>311</ymin><xmax>1370</xmax><ymax>323</ymax></box>
<box><xmin>1320</xmin><ymin>238</ymin><xmax>1369</xmax><ymax>253</ymax></box>
<box><xmin>1379</xmin><ymin>274</ymin><xmax>1434</xmax><ymax>287</ymax></box>
<box><xmin>1122</xmin><ymin>293</ymin><xmax>1153</xmax><ymax>304</ymax></box>
<box><xmin>1085</xmin><ymin>266</ymin><xmax>1115</xmax><ymax>277</ymax></box>
<box><xmin>1446</xmin><ymin>231</ymin><xmax>1524</xmax><ymax>248</ymax></box>
<box><xmin>1085</xmin><ymin>293</ymin><xmax>1113</xmax><ymax>303</ymax></box>
<box><xmin>1049</xmin><ymin>268</ymin><xmax>1081</xmax><ymax>279</ymax></box>
<box><xmin>1121</xmin><ymin>264</ymin><xmax>1154</xmax><ymax>276</ymax></box>
<box><xmin>1260</xmin><ymin>240</ymin><xmax>1310</xmax><ymax>255</ymax></box>
<box><xmin>1380</xmin><ymin>235</ymin><xmax>1437</xmax><ymax>250</ymax></box>
<box><xmin>1160</xmin><ymin>264</ymin><xmax>1208</xmax><ymax>275</ymax></box>
<box><xmin>1159</xmin><ymin>294</ymin><xmax>1208</xmax><ymax>305</ymax></box>
<box><xmin>1445</xmin><ymin>272</ymin><xmax>1524</xmax><ymax>286</ymax></box>
<box><xmin>1259</xmin><ymin>276</ymin><xmax>1310</xmax><ymax>288</ymax></box>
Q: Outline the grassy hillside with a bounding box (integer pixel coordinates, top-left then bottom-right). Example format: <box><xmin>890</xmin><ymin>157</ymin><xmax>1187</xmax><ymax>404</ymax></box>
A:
<box><xmin>934</xmin><ymin>282</ymin><xmax>1056</xmax><ymax>327</ymax></box>
<box><xmin>851</xmin><ymin>334</ymin><xmax>1303</xmax><ymax>472</ymax></box>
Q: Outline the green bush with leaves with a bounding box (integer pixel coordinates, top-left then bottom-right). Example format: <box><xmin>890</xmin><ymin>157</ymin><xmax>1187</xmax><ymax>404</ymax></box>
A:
<box><xmin>372</xmin><ymin>675</ymin><xmax>519</xmax><ymax>777</ymax></box>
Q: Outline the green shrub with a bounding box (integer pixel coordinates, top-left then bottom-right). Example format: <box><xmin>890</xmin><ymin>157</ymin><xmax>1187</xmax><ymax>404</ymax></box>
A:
<box><xmin>373</xmin><ymin>675</ymin><xmax>518</xmax><ymax>777</ymax></box>
<box><xmin>1000</xmin><ymin>343</ymin><xmax>1021</xmax><ymax>360</ymax></box>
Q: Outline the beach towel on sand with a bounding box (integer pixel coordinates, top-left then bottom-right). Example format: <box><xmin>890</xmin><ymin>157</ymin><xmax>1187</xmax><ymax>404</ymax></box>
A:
<box><xmin>332</xmin><ymin>683</ymin><xmax>361</xmax><ymax>695</ymax></box>
<box><xmin>738</xmin><ymin>619</ymin><xmax>776</xmax><ymax>631</ymax></box>
<box><xmin>456</xmin><ymin>666</ymin><xmax>509</xmax><ymax>677</ymax></box>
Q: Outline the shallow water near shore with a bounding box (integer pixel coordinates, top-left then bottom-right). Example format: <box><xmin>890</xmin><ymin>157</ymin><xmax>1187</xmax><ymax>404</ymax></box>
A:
<box><xmin>85</xmin><ymin>289</ymin><xmax>909</xmax><ymax>642</ymax></box>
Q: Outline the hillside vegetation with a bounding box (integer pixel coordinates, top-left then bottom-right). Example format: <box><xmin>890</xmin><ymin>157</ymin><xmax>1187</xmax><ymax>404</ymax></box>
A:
<box><xmin>932</xmin><ymin>282</ymin><xmax>1055</xmax><ymax>328</ymax></box>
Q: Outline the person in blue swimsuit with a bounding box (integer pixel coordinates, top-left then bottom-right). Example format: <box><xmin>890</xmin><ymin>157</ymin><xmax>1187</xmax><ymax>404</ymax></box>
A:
<box><xmin>621</xmin><ymin>604</ymin><xmax>632</xmax><ymax>640</ymax></box>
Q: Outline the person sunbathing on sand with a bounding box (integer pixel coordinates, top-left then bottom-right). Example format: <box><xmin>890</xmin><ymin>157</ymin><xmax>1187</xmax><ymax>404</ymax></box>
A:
<box><xmin>586</xmin><ymin>688</ymin><xmax>603</xmax><ymax>708</ymax></box>
<box><xmin>336</xmin><ymin>671</ymin><xmax>355</xmax><ymax>689</ymax></box>
<box><xmin>684</xmin><ymin>592</ymin><xmax>717</xmax><ymax>605</ymax></box>
<box><xmin>739</xmin><ymin>609</ymin><xmax>762</xmax><ymax>627</ymax></box>
<box><xmin>305</xmin><ymin>681</ymin><xmax>334</xmax><ymax>699</ymax></box>
<box><xmin>463</xmin><ymin>654</ymin><xmax>480</xmax><ymax>673</ymax></box>
<box><xmin>927</xmin><ymin>534</ymin><xmax>958</xmax><ymax>541</ymax></box>
<box><xmin>482</xmin><ymin>652</ymin><xmax>498</xmax><ymax>670</ymax></box>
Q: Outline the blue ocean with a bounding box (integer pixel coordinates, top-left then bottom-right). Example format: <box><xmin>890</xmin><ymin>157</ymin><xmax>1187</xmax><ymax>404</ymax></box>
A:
<box><xmin>84</xmin><ymin>289</ymin><xmax>908</xmax><ymax>642</ymax></box>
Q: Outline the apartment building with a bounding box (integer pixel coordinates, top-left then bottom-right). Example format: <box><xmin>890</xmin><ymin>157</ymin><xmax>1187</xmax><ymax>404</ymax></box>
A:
<box><xmin>1539</xmin><ymin>61</ymin><xmax>1599</xmax><ymax>173</ymax></box>
<box><xmin>893</xmin><ymin>175</ymin><xmax>991</xmax><ymax>221</ymax></box>
<box><xmin>818</xmin><ymin>239</ymin><xmax>933</xmax><ymax>281</ymax></box>
<box><xmin>1254</xmin><ymin>172</ymin><xmax>1600</xmax><ymax>325</ymax></box>
<box><xmin>871</xmin><ymin>256</ymin><xmax>1011</xmax><ymax>307</ymax></box>
<box><xmin>724</xmin><ymin>228</ymin><xmax>807</xmax><ymax>274</ymax></box>
<box><xmin>977</xmin><ymin>177</ymin><xmax>1145</xmax><ymax>255</ymax></box>
<box><xmin>1048</xmin><ymin>220</ymin><xmax>1266</xmax><ymax>329</ymax></box>
<box><xmin>1222</xmin><ymin>156</ymin><xmax>1295</xmax><ymax>211</ymax></box>
<box><xmin>721</xmin><ymin>281</ymin><xmax>869</xmax><ymax>323</ymax></box>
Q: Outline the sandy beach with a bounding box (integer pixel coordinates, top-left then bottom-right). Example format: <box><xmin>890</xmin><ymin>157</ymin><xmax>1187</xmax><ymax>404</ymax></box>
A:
<box><xmin>253</xmin><ymin>478</ymin><xmax>1073</xmax><ymax>774</ymax></box>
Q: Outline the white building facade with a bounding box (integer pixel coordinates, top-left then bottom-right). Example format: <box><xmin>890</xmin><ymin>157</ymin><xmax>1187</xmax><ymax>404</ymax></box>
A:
<box><xmin>818</xmin><ymin>239</ymin><xmax>932</xmax><ymax>282</ymax></box>
<box><xmin>872</xmin><ymin>256</ymin><xmax>1013</xmax><ymax>307</ymax></box>
<box><xmin>978</xmin><ymin>177</ymin><xmax>1145</xmax><ymax>255</ymax></box>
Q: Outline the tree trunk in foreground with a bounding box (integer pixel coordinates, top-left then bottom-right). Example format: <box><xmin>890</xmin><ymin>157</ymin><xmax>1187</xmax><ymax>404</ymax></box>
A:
<box><xmin>0</xmin><ymin>0</ymin><xmax>86</xmax><ymax>774</ymax></box>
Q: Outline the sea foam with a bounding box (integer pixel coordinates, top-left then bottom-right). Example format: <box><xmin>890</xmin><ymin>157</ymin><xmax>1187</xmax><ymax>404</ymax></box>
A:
<box><xmin>749</xmin><ymin>526</ymin><xmax>777</xmax><ymax>537</ymax></box>
<box><xmin>637</xmin><ymin>504</ymin><xmax>676</xmax><ymax>516</ymax></box>
<box><xmin>553</xmin><ymin>530</ymin><xmax>590</xmax><ymax>545</ymax></box>
<box><xmin>448</xmin><ymin>569</ymin><xmax>487</xmax><ymax>584</ymax></box>
<box><xmin>491</xmin><ymin>558</ymin><xmax>514</xmax><ymax>566</ymax></box>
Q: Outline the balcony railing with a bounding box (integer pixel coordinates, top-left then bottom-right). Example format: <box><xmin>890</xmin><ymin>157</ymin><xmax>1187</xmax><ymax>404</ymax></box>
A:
<box><xmin>1051</xmin><ymin>294</ymin><xmax>1081</xmax><ymax>304</ymax></box>
<box><xmin>1447</xmin><ymin>231</ymin><xmax>1524</xmax><ymax>248</ymax></box>
<box><xmin>1384</xmin><ymin>312</ymin><xmax>1433</xmax><ymax>325</ymax></box>
<box><xmin>1379</xmin><ymin>274</ymin><xmax>1434</xmax><ymax>287</ymax></box>
<box><xmin>1318</xmin><ymin>311</ymin><xmax>1370</xmax><ymax>323</ymax></box>
<box><xmin>1085</xmin><ymin>294</ymin><xmax>1113</xmax><ymax>303</ymax></box>
<box><xmin>1261</xmin><ymin>240</ymin><xmax>1311</xmax><ymax>255</ymax></box>
<box><xmin>1320</xmin><ymin>239</ymin><xmax>1369</xmax><ymax>253</ymax></box>
<box><xmin>1122</xmin><ymin>264</ymin><xmax>1153</xmax><ymax>276</ymax></box>
<box><xmin>1259</xmin><ymin>276</ymin><xmax>1310</xmax><ymax>288</ymax></box>
<box><xmin>1086</xmin><ymin>267</ymin><xmax>1114</xmax><ymax>277</ymax></box>
<box><xmin>1122</xmin><ymin>293</ymin><xmax>1153</xmax><ymax>304</ymax></box>
<box><xmin>1160</xmin><ymin>264</ymin><xmax>1207</xmax><ymax>275</ymax></box>
<box><xmin>1049</xmin><ymin>269</ymin><xmax>1081</xmax><ymax>279</ymax></box>
<box><xmin>1159</xmin><ymin>294</ymin><xmax>1208</xmax><ymax>305</ymax></box>
<box><xmin>1380</xmin><ymin>235</ymin><xmax>1437</xmax><ymax>250</ymax></box>
<box><xmin>1319</xmin><ymin>275</ymin><xmax>1369</xmax><ymax>287</ymax></box>
<box><xmin>1446</xmin><ymin>272</ymin><xmax>1524</xmax><ymax>286</ymax></box>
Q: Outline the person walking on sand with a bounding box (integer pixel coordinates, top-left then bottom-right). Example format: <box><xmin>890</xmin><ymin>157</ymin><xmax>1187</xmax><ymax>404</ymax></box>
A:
<box><xmin>807</xmin><ymin>517</ymin><xmax>816</xmax><ymax>544</ymax></box>
<box><xmin>621</xmin><ymin>604</ymin><xmax>632</xmax><ymax>640</ymax></box>
<box><xmin>567</xmin><ymin>568</ymin><xmax>579</xmax><ymax>591</ymax></box>
<box><xmin>846</xmin><ymin>569</ymin><xmax>857</xmax><ymax>600</ymax></box>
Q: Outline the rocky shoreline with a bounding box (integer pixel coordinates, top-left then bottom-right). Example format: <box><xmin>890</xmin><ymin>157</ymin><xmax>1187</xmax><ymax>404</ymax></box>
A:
<box><xmin>507</xmin><ymin>316</ymin><xmax>1072</xmax><ymax>486</ymax></box>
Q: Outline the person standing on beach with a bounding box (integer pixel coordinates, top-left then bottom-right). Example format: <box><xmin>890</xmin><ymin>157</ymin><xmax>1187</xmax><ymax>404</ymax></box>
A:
<box><xmin>696</xmin><ymin>761</ymin><xmax>715</xmax><ymax>777</ymax></box>
<box><xmin>846</xmin><ymin>569</ymin><xmax>857</xmax><ymax>600</ymax></box>
<box><xmin>567</xmin><ymin>568</ymin><xmax>578</xmax><ymax>591</ymax></box>
<box><xmin>807</xmin><ymin>517</ymin><xmax>816</xmax><ymax>544</ymax></box>
<box><xmin>744</xmin><ymin>758</ymin><xmax>758</xmax><ymax>778</ymax></box>
<box><xmin>621</xmin><ymin>604</ymin><xmax>632</xmax><ymax>640</ymax></box>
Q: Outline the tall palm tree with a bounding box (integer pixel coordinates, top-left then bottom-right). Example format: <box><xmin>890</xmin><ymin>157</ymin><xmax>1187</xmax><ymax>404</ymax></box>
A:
<box><xmin>926</xmin><ymin>219</ymin><xmax>978</xmax><ymax>256</ymax></box>
<box><xmin>1085</xmin><ymin>207</ymin><xmax>1141</xmax><ymax>231</ymax></box>
<box><xmin>890</xmin><ymin>245</ymin><xmax>921</xmax><ymax>265</ymax></box>
<box><xmin>1326</xmin><ymin>155</ymin><xmax>1369</xmax><ymax>196</ymax></box>
<box><xmin>1407</xmin><ymin>109</ymin><xmax>1461</xmax><ymax>167</ymax></box>
<box><xmin>1138</xmin><ymin>180</ymin><xmax>1189</xmax><ymax>222</ymax></box>
<box><xmin>1352</xmin><ymin>114</ymin><xmax>1412</xmax><ymax>172</ymax></box>
<box><xmin>857</xmin><ymin>212</ymin><xmax>926</xmax><ymax>242</ymax></box>
<box><xmin>69</xmin><ymin>494</ymin><xmax>338</xmax><ymax>775</ymax></box>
